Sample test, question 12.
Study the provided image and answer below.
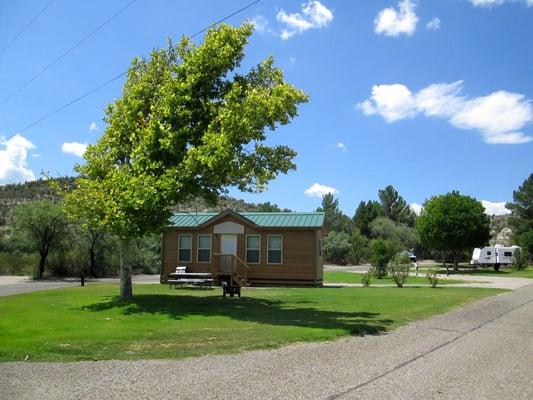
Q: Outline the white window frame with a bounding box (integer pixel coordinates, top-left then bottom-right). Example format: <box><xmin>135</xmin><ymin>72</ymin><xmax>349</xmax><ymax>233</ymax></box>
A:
<box><xmin>197</xmin><ymin>234</ymin><xmax>212</xmax><ymax>263</ymax></box>
<box><xmin>178</xmin><ymin>234</ymin><xmax>192</xmax><ymax>262</ymax></box>
<box><xmin>245</xmin><ymin>234</ymin><xmax>261</xmax><ymax>264</ymax></box>
<box><xmin>267</xmin><ymin>234</ymin><xmax>283</xmax><ymax>265</ymax></box>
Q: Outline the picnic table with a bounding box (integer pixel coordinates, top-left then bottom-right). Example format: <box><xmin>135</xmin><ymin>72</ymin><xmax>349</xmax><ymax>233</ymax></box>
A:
<box><xmin>167</xmin><ymin>269</ymin><xmax>213</xmax><ymax>288</ymax></box>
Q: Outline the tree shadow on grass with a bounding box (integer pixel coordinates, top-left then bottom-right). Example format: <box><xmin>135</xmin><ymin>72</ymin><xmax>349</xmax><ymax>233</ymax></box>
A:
<box><xmin>83</xmin><ymin>294</ymin><xmax>392</xmax><ymax>336</ymax></box>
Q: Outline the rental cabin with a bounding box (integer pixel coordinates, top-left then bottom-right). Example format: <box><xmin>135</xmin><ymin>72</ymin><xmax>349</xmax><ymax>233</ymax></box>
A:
<box><xmin>161</xmin><ymin>209</ymin><xmax>325</xmax><ymax>287</ymax></box>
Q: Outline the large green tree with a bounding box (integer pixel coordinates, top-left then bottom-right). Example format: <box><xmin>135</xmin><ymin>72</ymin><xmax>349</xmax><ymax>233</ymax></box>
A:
<box><xmin>317</xmin><ymin>193</ymin><xmax>351</xmax><ymax>233</ymax></box>
<box><xmin>323</xmin><ymin>231</ymin><xmax>352</xmax><ymax>265</ymax></box>
<box><xmin>9</xmin><ymin>200</ymin><xmax>69</xmax><ymax>279</ymax></box>
<box><xmin>416</xmin><ymin>191</ymin><xmax>490</xmax><ymax>270</ymax></box>
<box><xmin>378</xmin><ymin>185</ymin><xmax>416</xmax><ymax>226</ymax></box>
<box><xmin>370</xmin><ymin>216</ymin><xmax>418</xmax><ymax>249</ymax></box>
<box><xmin>64</xmin><ymin>24</ymin><xmax>308</xmax><ymax>300</ymax></box>
<box><xmin>353</xmin><ymin>200</ymin><xmax>383</xmax><ymax>237</ymax></box>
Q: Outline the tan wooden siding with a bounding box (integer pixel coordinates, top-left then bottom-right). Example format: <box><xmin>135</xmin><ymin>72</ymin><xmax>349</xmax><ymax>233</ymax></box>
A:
<box><xmin>161</xmin><ymin>214</ymin><xmax>322</xmax><ymax>286</ymax></box>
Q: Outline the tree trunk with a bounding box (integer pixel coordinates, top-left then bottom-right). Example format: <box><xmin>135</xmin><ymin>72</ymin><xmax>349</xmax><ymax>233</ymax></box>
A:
<box><xmin>89</xmin><ymin>247</ymin><xmax>97</xmax><ymax>277</ymax></box>
<box><xmin>119</xmin><ymin>238</ymin><xmax>133</xmax><ymax>301</ymax></box>
<box><xmin>37</xmin><ymin>250</ymin><xmax>48</xmax><ymax>279</ymax></box>
<box><xmin>453</xmin><ymin>251</ymin><xmax>459</xmax><ymax>271</ymax></box>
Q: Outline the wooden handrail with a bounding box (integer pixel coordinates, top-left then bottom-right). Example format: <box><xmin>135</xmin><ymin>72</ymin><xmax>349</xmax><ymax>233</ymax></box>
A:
<box><xmin>213</xmin><ymin>253</ymin><xmax>250</xmax><ymax>285</ymax></box>
<box><xmin>213</xmin><ymin>253</ymin><xmax>251</xmax><ymax>269</ymax></box>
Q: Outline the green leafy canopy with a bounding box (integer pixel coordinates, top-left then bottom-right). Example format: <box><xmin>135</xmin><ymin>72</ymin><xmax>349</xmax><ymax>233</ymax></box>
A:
<box><xmin>416</xmin><ymin>191</ymin><xmax>490</xmax><ymax>253</ymax></box>
<box><xmin>65</xmin><ymin>23</ymin><xmax>308</xmax><ymax>238</ymax></box>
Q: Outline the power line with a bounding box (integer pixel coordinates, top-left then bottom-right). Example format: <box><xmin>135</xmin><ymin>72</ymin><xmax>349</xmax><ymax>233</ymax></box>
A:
<box><xmin>16</xmin><ymin>71</ymin><xmax>127</xmax><ymax>133</ymax></box>
<box><xmin>10</xmin><ymin>0</ymin><xmax>262</xmax><ymax>135</ymax></box>
<box><xmin>0</xmin><ymin>0</ymin><xmax>55</xmax><ymax>59</ymax></box>
<box><xmin>0</xmin><ymin>0</ymin><xmax>138</xmax><ymax>106</ymax></box>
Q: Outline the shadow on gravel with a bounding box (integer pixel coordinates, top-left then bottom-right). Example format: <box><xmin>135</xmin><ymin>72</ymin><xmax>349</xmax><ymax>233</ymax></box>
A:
<box><xmin>83</xmin><ymin>294</ymin><xmax>391</xmax><ymax>336</ymax></box>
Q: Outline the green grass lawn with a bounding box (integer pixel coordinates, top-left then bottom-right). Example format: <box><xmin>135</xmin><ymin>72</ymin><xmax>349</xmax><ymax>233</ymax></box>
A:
<box><xmin>0</xmin><ymin>284</ymin><xmax>504</xmax><ymax>362</ymax></box>
<box><xmin>324</xmin><ymin>271</ymin><xmax>466</xmax><ymax>285</ymax></box>
<box><xmin>421</xmin><ymin>265</ymin><xmax>533</xmax><ymax>279</ymax></box>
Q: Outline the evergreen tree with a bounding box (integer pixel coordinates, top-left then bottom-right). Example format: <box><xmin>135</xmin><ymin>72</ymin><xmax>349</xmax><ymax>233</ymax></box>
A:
<box><xmin>353</xmin><ymin>200</ymin><xmax>383</xmax><ymax>237</ymax></box>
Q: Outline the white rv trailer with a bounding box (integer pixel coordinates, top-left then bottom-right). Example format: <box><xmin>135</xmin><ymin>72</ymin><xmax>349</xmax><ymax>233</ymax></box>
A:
<box><xmin>470</xmin><ymin>245</ymin><xmax>520</xmax><ymax>271</ymax></box>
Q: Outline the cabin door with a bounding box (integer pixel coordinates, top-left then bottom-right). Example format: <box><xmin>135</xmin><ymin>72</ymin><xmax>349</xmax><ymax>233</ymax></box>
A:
<box><xmin>220</xmin><ymin>235</ymin><xmax>238</xmax><ymax>273</ymax></box>
<box><xmin>221</xmin><ymin>235</ymin><xmax>238</xmax><ymax>255</ymax></box>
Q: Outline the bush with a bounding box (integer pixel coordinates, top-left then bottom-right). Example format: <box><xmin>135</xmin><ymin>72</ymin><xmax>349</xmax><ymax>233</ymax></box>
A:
<box><xmin>324</xmin><ymin>231</ymin><xmax>352</xmax><ymax>265</ymax></box>
<box><xmin>370</xmin><ymin>239</ymin><xmax>400</xmax><ymax>279</ymax></box>
<box><xmin>426</xmin><ymin>268</ymin><xmax>439</xmax><ymax>288</ymax></box>
<box><xmin>361</xmin><ymin>272</ymin><xmax>372</xmax><ymax>287</ymax></box>
<box><xmin>387</xmin><ymin>252</ymin><xmax>411</xmax><ymax>287</ymax></box>
<box><xmin>0</xmin><ymin>252</ymin><xmax>37</xmax><ymax>276</ymax></box>
<box><xmin>512</xmin><ymin>248</ymin><xmax>529</xmax><ymax>271</ymax></box>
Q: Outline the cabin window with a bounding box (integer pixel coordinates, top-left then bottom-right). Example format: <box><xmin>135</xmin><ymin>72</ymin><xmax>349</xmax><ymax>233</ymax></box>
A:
<box><xmin>246</xmin><ymin>235</ymin><xmax>261</xmax><ymax>264</ymax></box>
<box><xmin>504</xmin><ymin>251</ymin><xmax>512</xmax><ymax>257</ymax></box>
<box><xmin>178</xmin><ymin>234</ymin><xmax>192</xmax><ymax>262</ymax></box>
<box><xmin>197</xmin><ymin>235</ymin><xmax>212</xmax><ymax>263</ymax></box>
<box><xmin>267</xmin><ymin>235</ymin><xmax>283</xmax><ymax>264</ymax></box>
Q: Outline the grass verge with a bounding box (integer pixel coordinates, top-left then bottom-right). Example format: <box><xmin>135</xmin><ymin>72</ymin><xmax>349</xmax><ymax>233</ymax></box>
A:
<box><xmin>0</xmin><ymin>284</ymin><xmax>504</xmax><ymax>362</ymax></box>
<box><xmin>421</xmin><ymin>265</ymin><xmax>533</xmax><ymax>279</ymax></box>
<box><xmin>324</xmin><ymin>271</ymin><xmax>465</xmax><ymax>285</ymax></box>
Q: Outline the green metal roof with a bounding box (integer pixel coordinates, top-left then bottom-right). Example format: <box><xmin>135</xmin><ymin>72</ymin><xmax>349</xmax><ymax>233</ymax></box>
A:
<box><xmin>169</xmin><ymin>211</ymin><xmax>324</xmax><ymax>228</ymax></box>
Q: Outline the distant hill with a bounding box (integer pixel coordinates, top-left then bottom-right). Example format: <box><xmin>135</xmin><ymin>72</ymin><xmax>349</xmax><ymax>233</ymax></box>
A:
<box><xmin>0</xmin><ymin>177</ymin><xmax>288</xmax><ymax>226</ymax></box>
<box><xmin>0</xmin><ymin>177</ymin><xmax>75</xmax><ymax>225</ymax></box>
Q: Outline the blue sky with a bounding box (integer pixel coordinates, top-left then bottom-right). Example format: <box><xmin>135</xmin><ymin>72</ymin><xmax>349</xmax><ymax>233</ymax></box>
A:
<box><xmin>0</xmin><ymin>0</ymin><xmax>532</xmax><ymax>216</ymax></box>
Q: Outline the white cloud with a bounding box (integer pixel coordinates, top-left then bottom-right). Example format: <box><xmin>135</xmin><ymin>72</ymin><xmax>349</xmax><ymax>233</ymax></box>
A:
<box><xmin>410</xmin><ymin>203</ymin><xmax>423</xmax><ymax>215</ymax></box>
<box><xmin>251</xmin><ymin>15</ymin><xmax>269</xmax><ymax>34</ymax></box>
<box><xmin>89</xmin><ymin>122</ymin><xmax>99</xmax><ymax>132</ymax></box>
<box><xmin>358</xmin><ymin>84</ymin><xmax>416</xmax><ymax>122</ymax></box>
<box><xmin>62</xmin><ymin>142</ymin><xmax>87</xmax><ymax>157</ymax></box>
<box><xmin>289</xmin><ymin>56</ymin><xmax>296</xmax><ymax>66</ymax></box>
<box><xmin>331</xmin><ymin>142</ymin><xmax>346</xmax><ymax>151</ymax></box>
<box><xmin>0</xmin><ymin>133</ymin><xmax>36</xmax><ymax>184</ymax></box>
<box><xmin>374</xmin><ymin>0</ymin><xmax>418</xmax><ymax>37</ymax></box>
<box><xmin>450</xmin><ymin>91</ymin><xmax>532</xmax><ymax>143</ymax></box>
<box><xmin>471</xmin><ymin>0</ymin><xmax>505</xmax><ymax>6</ymax></box>
<box><xmin>357</xmin><ymin>81</ymin><xmax>533</xmax><ymax>144</ymax></box>
<box><xmin>426</xmin><ymin>17</ymin><xmax>441</xmax><ymax>30</ymax></box>
<box><xmin>470</xmin><ymin>0</ymin><xmax>533</xmax><ymax>7</ymax></box>
<box><xmin>304</xmin><ymin>182</ymin><xmax>339</xmax><ymax>197</ymax></box>
<box><xmin>482</xmin><ymin>200</ymin><xmax>511</xmax><ymax>216</ymax></box>
<box><xmin>277</xmin><ymin>1</ymin><xmax>333</xmax><ymax>40</ymax></box>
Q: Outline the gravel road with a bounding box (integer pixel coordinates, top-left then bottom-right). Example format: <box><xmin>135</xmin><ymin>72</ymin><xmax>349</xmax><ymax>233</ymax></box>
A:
<box><xmin>2</xmin><ymin>283</ymin><xmax>532</xmax><ymax>400</ymax></box>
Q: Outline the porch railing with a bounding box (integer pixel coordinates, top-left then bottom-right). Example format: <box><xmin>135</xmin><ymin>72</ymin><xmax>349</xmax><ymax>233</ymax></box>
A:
<box><xmin>213</xmin><ymin>253</ymin><xmax>250</xmax><ymax>285</ymax></box>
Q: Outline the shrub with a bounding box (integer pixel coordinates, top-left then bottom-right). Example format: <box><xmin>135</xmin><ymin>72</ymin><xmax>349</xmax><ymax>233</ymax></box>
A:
<box><xmin>361</xmin><ymin>272</ymin><xmax>372</xmax><ymax>287</ymax></box>
<box><xmin>324</xmin><ymin>231</ymin><xmax>352</xmax><ymax>265</ymax></box>
<box><xmin>512</xmin><ymin>248</ymin><xmax>529</xmax><ymax>271</ymax></box>
<box><xmin>0</xmin><ymin>252</ymin><xmax>37</xmax><ymax>276</ymax></box>
<box><xmin>387</xmin><ymin>252</ymin><xmax>411</xmax><ymax>287</ymax></box>
<box><xmin>370</xmin><ymin>239</ymin><xmax>400</xmax><ymax>279</ymax></box>
<box><xmin>426</xmin><ymin>268</ymin><xmax>439</xmax><ymax>288</ymax></box>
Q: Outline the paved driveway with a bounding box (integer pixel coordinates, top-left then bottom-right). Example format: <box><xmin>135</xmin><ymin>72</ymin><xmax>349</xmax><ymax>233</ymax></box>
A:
<box><xmin>1</xmin><ymin>283</ymin><xmax>532</xmax><ymax>399</ymax></box>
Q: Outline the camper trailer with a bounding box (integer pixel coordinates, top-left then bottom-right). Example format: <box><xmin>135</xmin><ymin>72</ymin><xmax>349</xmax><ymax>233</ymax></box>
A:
<box><xmin>470</xmin><ymin>245</ymin><xmax>520</xmax><ymax>271</ymax></box>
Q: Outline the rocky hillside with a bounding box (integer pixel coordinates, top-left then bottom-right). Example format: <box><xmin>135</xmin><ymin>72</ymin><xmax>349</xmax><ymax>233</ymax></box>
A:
<box><xmin>0</xmin><ymin>177</ymin><xmax>287</xmax><ymax>226</ymax></box>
